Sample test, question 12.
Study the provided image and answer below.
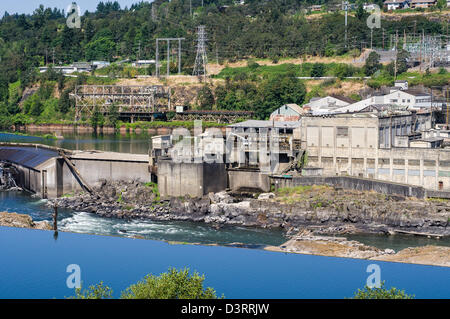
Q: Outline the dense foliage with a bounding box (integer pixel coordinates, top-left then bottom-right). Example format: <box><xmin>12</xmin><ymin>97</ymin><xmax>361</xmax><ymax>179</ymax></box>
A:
<box><xmin>352</xmin><ymin>282</ymin><xmax>415</xmax><ymax>299</ymax></box>
<box><xmin>72</xmin><ymin>268</ymin><xmax>221</xmax><ymax>299</ymax></box>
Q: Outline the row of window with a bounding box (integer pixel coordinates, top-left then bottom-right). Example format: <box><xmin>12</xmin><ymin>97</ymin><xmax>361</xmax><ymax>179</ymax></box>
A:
<box><xmin>308</xmin><ymin>156</ymin><xmax>447</xmax><ymax>167</ymax></box>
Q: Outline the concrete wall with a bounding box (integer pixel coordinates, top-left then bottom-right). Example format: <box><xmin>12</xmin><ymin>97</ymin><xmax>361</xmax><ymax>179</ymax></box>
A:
<box><xmin>57</xmin><ymin>158</ymin><xmax>151</xmax><ymax>195</ymax></box>
<box><xmin>158</xmin><ymin>160</ymin><xmax>227</xmax><ymax>198</ymax></box>
<box><xmin>271</xmin><ymin>175</ymin><xmax>426</xmax><ymax>198</ymax></box>
<box><xmin>228</xmin><ymin>169</ymin><xmax>271</xmax><ymax>192</ymax></box>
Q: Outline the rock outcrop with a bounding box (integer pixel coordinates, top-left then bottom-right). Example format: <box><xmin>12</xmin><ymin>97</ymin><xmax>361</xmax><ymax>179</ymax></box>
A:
<box><xmin>267</xmin><ymin>229</ymin><xmax>450</xmax><ymax>267</ymax></box>
<box><xmin>0</xmin><ymin>212</ymin><xmax>51</xmax><ymax>230</ymax></box>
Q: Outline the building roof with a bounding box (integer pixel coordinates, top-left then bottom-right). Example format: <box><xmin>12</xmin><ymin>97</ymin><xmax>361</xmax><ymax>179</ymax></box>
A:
<box><xmin>402</xmin><ymin>89</ymin><xmax>430</xmax><ymax>97</ymax></box>
<box><xmin>0</xmin><ymin>146</ymin><xmax>58</xmax><ymax>168</ymax></box>
<box><xmin>412</xmin><ymin>137</ymin><xmax>443</xmax><ymax>143</ymax></box>
<box><xmin>330</xmin><ymin>94</ymin><xmax>357</xmax><ymax>104</ymax></box>
<box><xmin>72</xmin><ymin>62</ymin><xmax>92</xmax><ymax>68</ymax></box>
<box><xmin>228</xmin><ymin>120</ymin><xmax>301</xmax><ymax>129</ymax></box>
<box><xmin>384</xmin><ymin>0</ymin><xmax>408</xmax><ymax>4</ymax></box>
<box><xmin>282</xmin><ymin>103</ymin><xmax>303</xmax><ymax>114</ymax></box>
<box><xmin>411</xmin><ymin>0</ymin><xmax>436</xmax><ymax>3</ymax></box>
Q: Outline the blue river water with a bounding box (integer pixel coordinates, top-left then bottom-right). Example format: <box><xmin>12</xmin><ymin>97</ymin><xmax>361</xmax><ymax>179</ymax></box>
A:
<box><xmin>0</xmin><ymin>226</ymin><xmax>449</xmax><ymax>299</ymax></box>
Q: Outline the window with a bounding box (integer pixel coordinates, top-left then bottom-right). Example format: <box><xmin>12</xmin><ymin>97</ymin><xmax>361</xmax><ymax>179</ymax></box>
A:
<box><xmin>337</xmin><ymin>127</ymin><xmax>348</xmax><ymax>137</ymax></box>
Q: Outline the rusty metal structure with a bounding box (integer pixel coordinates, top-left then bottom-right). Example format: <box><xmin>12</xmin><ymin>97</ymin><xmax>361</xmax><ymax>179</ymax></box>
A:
<box><xmin>72</xmin><ymin>85</ymin><xmax>171</xmax><ymax>121</ymax></box>
<box><xmin>173</xmin><ymin>110</ymin><xmax>254</xmax><ymax>123</ymax></box>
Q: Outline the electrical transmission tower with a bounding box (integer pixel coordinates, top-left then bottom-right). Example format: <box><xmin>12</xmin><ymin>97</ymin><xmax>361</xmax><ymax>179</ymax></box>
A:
<box><xmin>193</xmin><ymin>26</ymin><xmax>208</xmax><ymax>80</ymax></box>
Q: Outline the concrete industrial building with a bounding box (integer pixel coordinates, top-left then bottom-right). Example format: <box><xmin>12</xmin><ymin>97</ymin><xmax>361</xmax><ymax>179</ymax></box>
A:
<box><xmin>0</xmin><ymin>144</ymin><xmax>150</xmax><ymax>198</ymax></box>
<box><xmin>300</xmin><ymin>111</ymin><xmax>450</xmax><ymax>191</ymax></box>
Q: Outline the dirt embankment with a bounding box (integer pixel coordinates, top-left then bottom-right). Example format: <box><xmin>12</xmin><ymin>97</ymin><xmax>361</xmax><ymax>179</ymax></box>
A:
<box><xmin>0</xmin><ymin>212</ymin><xmax>51</xmax><ymax>230</ymax></box>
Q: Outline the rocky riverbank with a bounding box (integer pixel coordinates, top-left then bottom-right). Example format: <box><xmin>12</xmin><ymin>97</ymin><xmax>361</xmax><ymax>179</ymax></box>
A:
<box><xmin>50</xmin><ymin>181</ymin><xmax>450</xmax><ymax>238</ymax></box>
<box><xmin>266</xmin><ymin>229</ymin><xmax>450</xmax><ymax>267</ymax></box>
<box><xmin>0</xmin><ymin>212</ymin><xmax>51</xmax><ymax>230</ymax></box>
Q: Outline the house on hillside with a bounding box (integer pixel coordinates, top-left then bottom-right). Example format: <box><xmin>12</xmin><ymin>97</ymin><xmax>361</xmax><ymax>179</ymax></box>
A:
<box><xmin>384</xmin><ymin>0</ymin><xmax>410</xmax><ymax>10</ymax></box>
<box><xmin>132</xmin><ymin>60</ymin><xmax>156</xmax><ymax>68</ymax></box>
<box><xmin>363</xmin><ymin>3</ymin><xmax>379</xmax><ymax>10</ymax></box>
<box><xmin>270</xmin><ymin>104</ymin><xmax>306</xmax><ymax>122</ymax></box>
<box><xmin>410</xmin><ymin>0</ymin><xmax>436</xmax><ymax>7</ymax></box>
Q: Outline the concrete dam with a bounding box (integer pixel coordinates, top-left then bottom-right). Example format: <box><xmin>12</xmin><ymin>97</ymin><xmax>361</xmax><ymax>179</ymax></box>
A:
<box><xmin>0</xmin><ymin>143</ymin><xmax>150</xmax><ymax>198</ymax></box>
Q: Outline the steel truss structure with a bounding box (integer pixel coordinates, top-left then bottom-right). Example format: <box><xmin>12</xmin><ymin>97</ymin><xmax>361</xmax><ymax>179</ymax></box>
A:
<box><xmin>72</xmin><ymin>85</ymin><xmax>171</xmax><ymax>121</ymax></box>
<box><xmin>173</xmin><ymin>110</ymin><xmax>254</xmax><ymax>123</ymax></box>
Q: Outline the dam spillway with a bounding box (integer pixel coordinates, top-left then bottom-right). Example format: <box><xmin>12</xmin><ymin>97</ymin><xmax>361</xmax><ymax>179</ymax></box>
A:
<box><xmin>0</xmin><ymin>143</ymin><xmax>150</xmax><ymax>198</ymax></box>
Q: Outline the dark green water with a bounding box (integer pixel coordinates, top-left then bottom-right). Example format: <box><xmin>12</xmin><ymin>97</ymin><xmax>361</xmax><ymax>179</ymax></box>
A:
<box><xmin>0</xmin><ymin>131</ymin><xmax>151</xmax><ymax>154</ymax></box>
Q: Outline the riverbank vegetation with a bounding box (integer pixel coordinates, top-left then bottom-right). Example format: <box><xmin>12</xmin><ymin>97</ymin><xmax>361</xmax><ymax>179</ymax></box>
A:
<box><xmin>71</xmin><ymin>268</ymin><xmax>221</xmax><ymax>299</ymax></box>
<box><xmin>351</xmin><ymin>282</ymin><xmax>414</xmax><ymax>299</ymax></box>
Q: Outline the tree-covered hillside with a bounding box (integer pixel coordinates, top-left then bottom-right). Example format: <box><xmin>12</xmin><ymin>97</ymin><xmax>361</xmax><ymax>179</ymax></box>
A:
<box><xmin>0</xmin><ymin>0</ymin><xmax>448</xmax><ymax>127</ymax></box>
<box><xmin>0</xmin><ymin>1</ymin><xmax>447</xmax><ymax>84</ymax></box>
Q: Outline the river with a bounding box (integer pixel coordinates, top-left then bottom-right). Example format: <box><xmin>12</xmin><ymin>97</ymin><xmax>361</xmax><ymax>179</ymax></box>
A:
<box><xmin>1</xmin><ymin>131</ymin><xmax>449</xmax><ymax>299</ymax></box>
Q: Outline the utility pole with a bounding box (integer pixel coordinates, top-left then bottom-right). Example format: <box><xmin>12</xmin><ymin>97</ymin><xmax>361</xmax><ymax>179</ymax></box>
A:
<box><xmin>156</xmin><ymin>40</ymin><xmax>159</xmax><ymax>77</ymax></box>
<box><xmin>52</xmin><ymin>48</ymin><xmax>55</xmax><ymax>65</ymax></box>
<box><xmin>343</xmin><ymin>1</ymin><xmax>348</xmax><ymax>48</ymax></box>
<box><xmin>178</xmin><ymin>38</ymin><xmax>182</xmax><ymax>75</ymax></box>
<box><xmin>394</xmin><ymin>30</ymin><xmax>399</xmax><ymax>80</ymax></box>
<box><xmin>167</xmin><ymin>40</ymin><xmax>170</xmax><ymax>77</ymax></box>
<box><xmin>370</xmin><ymin>29</ymin><xmax>373</xmax><ymax>50</ymax></box>
<box><xmin>420</xmin><ymin>29</ymin><xmax>424</xmax><ymax>71</ymax></box>
<box><xmin>193</xmin><ymin>25</ymin><xmax>208</xmax><ymax>81</ymax></box>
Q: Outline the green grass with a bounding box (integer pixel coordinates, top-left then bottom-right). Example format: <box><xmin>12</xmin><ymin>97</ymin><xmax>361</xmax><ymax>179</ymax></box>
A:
<box><xmin>216</xmin><ymin>62</ymin><xmax>365</xmax><ymax>79</ymax></box>
<box><xmin>144</xmin><ymin>182</ymin><xmax>160</xmax><ymax>202</ymax></box>
<box><xmin>276</xmin><ymin>185</ymin><xmax>313</xmax><ymax>196</ymax></box>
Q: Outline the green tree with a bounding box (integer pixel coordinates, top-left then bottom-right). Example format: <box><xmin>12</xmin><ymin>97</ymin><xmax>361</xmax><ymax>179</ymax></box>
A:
<box><xmin>352</xmin><ymin>282</ymin><xmax>414</xmax><ymax>299</ymax></box>
<box><xmin>197</xmin><ymin>85</ymin><xmax>215</xmax><ymax>110</ymax></box>
<box><xmin>106</xmin><ymin>103</ymin><xmax>120</xmax><ymax>128</ymax></box>
<box><xmin>257</xmin><ymin>74</ymin><xmax>306</xmax><ymax>119</ymax></box>
<box><xmin>85</xmin><ymin>37</ymin><xmax>115</xmax><ymax>61</ymax></box>
<box><xmin>90</xmin><ymin>105</ymin><xmax>104</xmax><ymax>131</ymax></box>
<box><xmin>437</xmin><ymin>0</ymin><xmax>447</xmax><ymax>11</ymax></box>
<box><xmin>364</xmin><ymin>51</ymin><xmax>381</xmax><ymax>76</ymax></box>
<box><xmin>121</xmin><ymin>268</ymin><xmax>220</xmax><ymax>299</ymax></box>
<box><xmin>311</xmin><ymin>63</ymin><xmax>325</xmax><ymax>77</ymax></box>
<box><xmin>73</xmin><ymin>282</ymin><xmax>113</xmax><ymax>299</ymax></box>
<box><xmin>355</xmin><ymin>3</ymin><xmax>365</xmax><ymax>20</ymax></box>
<box><xmin>58</xmin><ymin>90</ymin><xmax>72</xmax><ymax>114</ymax></box>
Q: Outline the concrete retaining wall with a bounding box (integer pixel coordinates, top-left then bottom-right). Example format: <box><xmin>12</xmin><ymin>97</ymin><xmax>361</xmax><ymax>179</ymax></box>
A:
<box><xmin>228</xmin><ymin>169</ymin><xmax>271</xmax><ymax>192</ymax></box>
<box><xmin>271</xmin><ymin>175</ymin><xmax>426</xmax><ymax>198</ymax></box>
<box><xmin>158</xmin><ymin>160</ymin><xmax>227</xmax><ymax>198</ymax></box>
